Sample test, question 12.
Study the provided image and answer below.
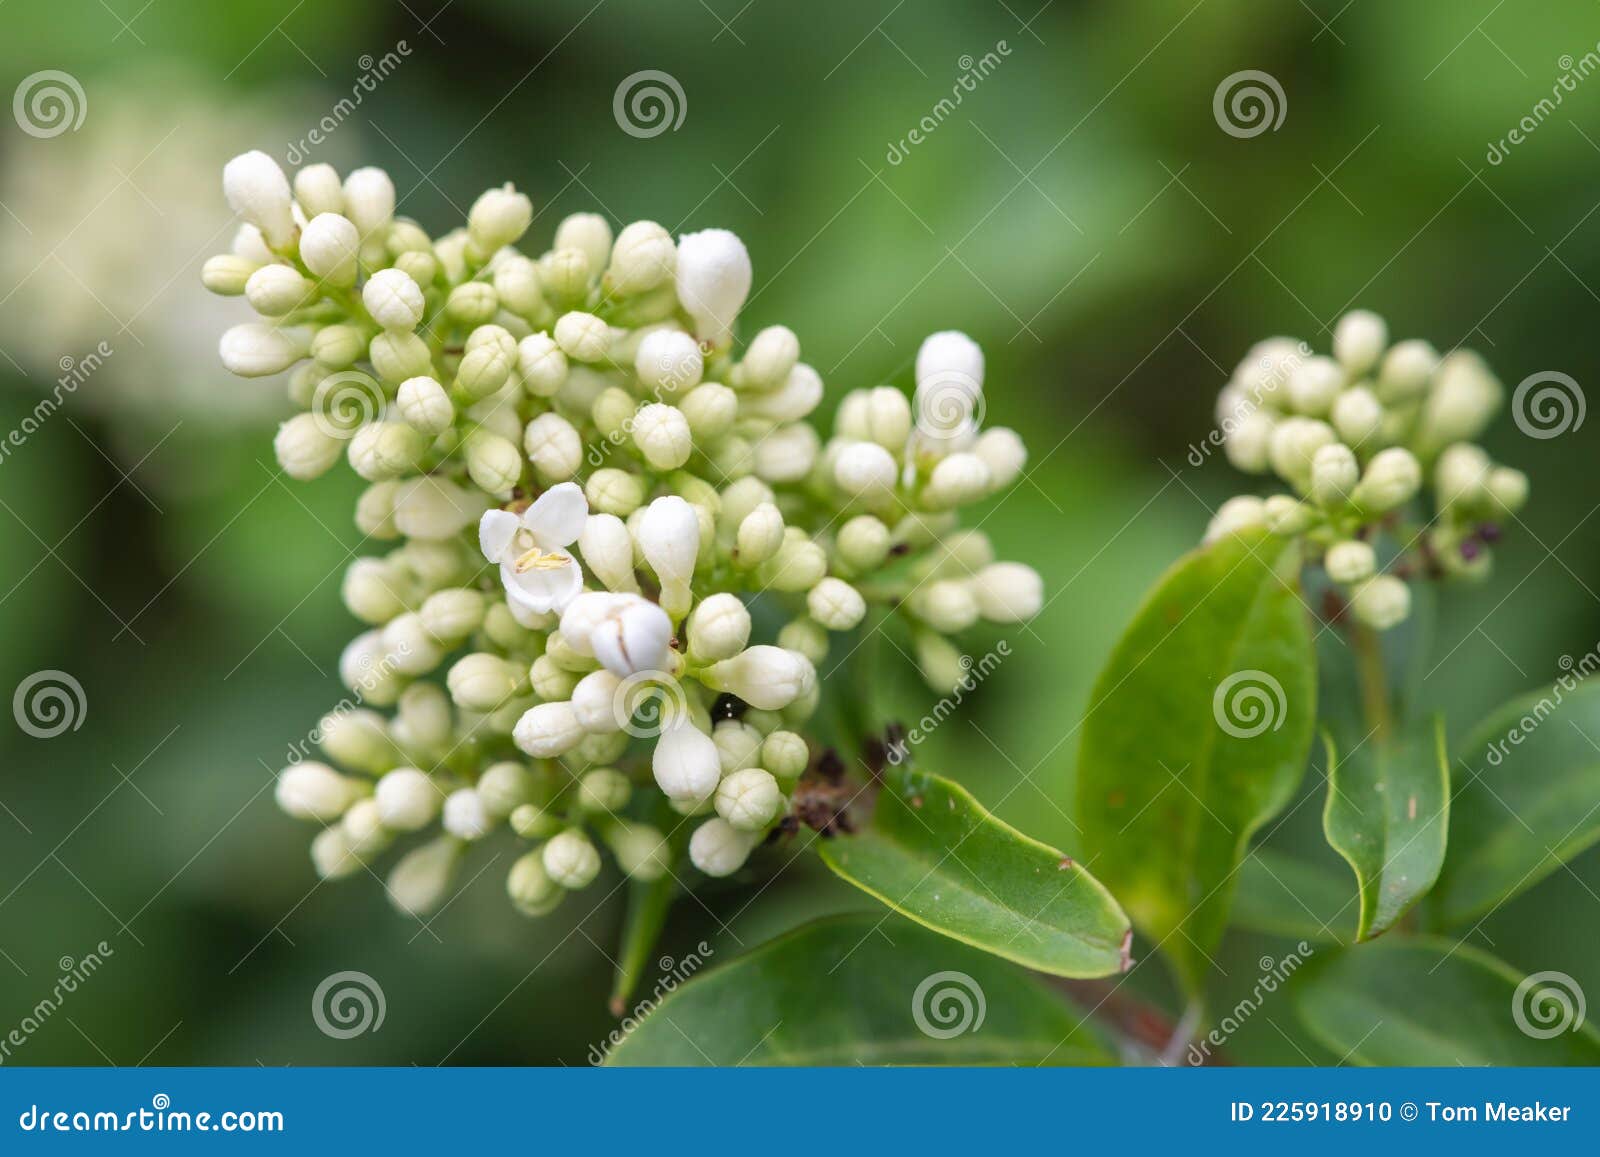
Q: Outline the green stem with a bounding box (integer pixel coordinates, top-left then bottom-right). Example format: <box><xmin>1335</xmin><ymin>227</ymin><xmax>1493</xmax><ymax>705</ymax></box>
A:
<box><xmin>1350</xmin><ymin>623</ymin><xmax>1395</xmax><ymax>742</ymax></box>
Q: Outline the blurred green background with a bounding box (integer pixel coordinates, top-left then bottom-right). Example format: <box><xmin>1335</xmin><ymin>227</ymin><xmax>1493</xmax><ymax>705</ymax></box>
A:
<box><xmin>2</xmin><ymin>0</ymin><xmax>1598</xmax><ymax>1065</ymax></box>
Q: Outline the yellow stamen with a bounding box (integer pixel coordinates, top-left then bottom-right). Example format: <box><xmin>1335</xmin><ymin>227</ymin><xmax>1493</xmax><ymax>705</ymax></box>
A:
<box><xmin>513</xmin><ymin>547</ymin><xmax>570</xmax><ymax>574</ymax></box>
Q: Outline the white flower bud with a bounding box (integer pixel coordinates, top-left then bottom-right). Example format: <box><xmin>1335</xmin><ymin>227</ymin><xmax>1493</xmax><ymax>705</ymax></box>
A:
<box><xmin>775</xmin><ymin>617</ymin><xmax>826</xmax><ymax>663</ymax></box>
<box><xmin>652</xmin><ymin>719</ymin><xmax>722</xmax><ymax>804</ymax></box>
<box><xmin>738</xmin><ymin>325</ymin><xmax>801</xmax><ymax>389</ymax></box>
<box><xmin>513</xmin><ymin>700</ymin><xmax>586</xmax><ymax>758</ymax></box>
<box><xmin>447</xmin><ymin>653</ymin><xmax>524</xmax><ymax>711</ymax></box>
<box><xmin>491</xmin><ymin>255</ymin><xmax>541</xmax><ymax>317</ymax></box>
<box><xmin>1267</xmin><ymin>417</ymin><xmax>1338</xmax><ymax>490</ymax></box>
<box><xmin>530</xmin><ymin>654</ymin><xmax>579</xmax><ymax>701</ymax></box>
<box><xmin>554</xmin><ymin>311</ymin><xmax>612</xmax><ymax>362</ymax></box>
<box><xmin>342</xmin><ymin>557</ymin><xmax>407</xmax><ymax>624</ymax></box>
<box><xmin>1263</xmin><ymin>494</ymin><xmax>1315</xmax><ymax>536</ymax></box>
<box><xmin>1353</xmin><ymin>447</ymin><xmax>1422</xmax><ymax>513</ymax></box>
<box><xmin>381</xmin><ymin>612</ymin><xmax>443</xmax><ymax>676</ymax></box>
<box><xmin>1435</xmin><ymin>443</ymin><xmax>1492</xmax><ymax>509</ymax></box>
<box><xmin>689</xmin><ymin>817</ymin><xmax>757</xmax><ymax>877</ymax></box>
<box><xmin>570</xmin><ymin>669</ymin><xmax>624</xmax><ymax>733</ymax></box>
<box><xmin>374</xmin><ymin>767</ymin><xmax>440</xmax><ymax>831</ymax></box>
<box><xmin>973</xmin><ymin>427</ymin><xmax>1026</xmax><ymax>490</ymax></box>
<box><xmin>752</xmin><ymin>423</ymin><xmax>819</xmax><ymax>483</ymax></box>
<box><xmin>632</xmin><ymin>403</ymin><xmax>693</xmax><ymax>470</ymax></box>
<box><xmin>922</xmin><ymin>452</ymin><xmax>992</xmax><ymax>510</ymax></box>
<box><xmin>762</xmin><ymin>731</ymin><xmax>809</xmax><ymax>780</ymax></box>
<box><xmin>223</xmin><ymin>151</ymin><xmax>295</xmax><ymax>248</ymax></box>
<box><xmin>1377</xmin><ymin>339</ymin><xmax>1438</xmax><ymax>403</ymax></box>
<box><xmin>521</xmin><ymin>411</ymin><xmax>583</xmax><ymax>483</ymax></box>
<box><xmin>273</xmin><ymin>413</ymin><xmax>342</xmax><ymax>480</ymax></box>
<box><xmin>387</xmin><ymin>836</ymin><xmax>461</xmax><ymax>916</ymax></box>
<box><xmin>835</xmin><ymin>515</ymin><xmax>891</xmax><ymax>572</ymax></box>
<box><xmin>679</xmin><ymin>383</ymin><xmax>738</xmax><ymax>441</ymax></box>
<box><xmin>317</xmin><ymin>707</ymin><xmax>396</xmax><ymax>773</ymax></box>
<box><xmin>1351</xmin><ymin>574</ymin><xmax>1411</xmax><ymax>631</ymax></box>
<box><xmin>299</xmin><ymin>212</ymin><xmax>361</xmax><ymax>285</ymax></box>
<box><xmin>276</xmin><ymin>761</ymin><xmax>362</xmax><ymax>821</ymax></box>
<box><xmin>608</xmin><ymin>823</ymin><xmax>671</xmax><ymax>881</ymax></box>
<box><xmin>676</xmin><ymin>228</ymin><xmax>752</xmax><ymax>344</ymax></box>
<box><xmin>465</xmin><ymin>431</ymin><xmax>523</xmax><ymax>499</ymax></box>
<box><xmin>201</xmin><ymin>253</ymin><xmax>258</xmax><ymax>296</ymax></box>
<box><xmin>577</xmin><ymin>513</ymin><xmax>639</xmax><ymax>593</ymax></box>
<box><xmin>834</xmin><ymin>440</ymin><xmax>897</xmax><ymax>495</ymax></box>
<box><xmin>1416</xmin><ymin>351</ymin><xmax>1501</xmax><ymax>452</ymax></box>
<box><xmin>912</xmin><ymin>580</ymin><xmax>979</xmax><ymax>633</ymax></box>
<box><xmin>607</xmin><ymin>221</ymin><xmax>677</xmax><ymax>294</ymax></box>
<box><xmin>1204</xmin><ymin>495</ymin><xmax>1268</xmax><ymax>543</ymax></box>
<box><xmin>1487</xmin><ymin>466</ymin><xmax>1529</xmax><ymax>514</ymax></box>
<box><xmin>395</xmin><ymin>682</ymin><xmax>452</xmax><ymax>753</ymax></box>
<box><xmin>245</xmin><ymin>264</ymin><xmax>313</xmax><ymax>316</ymax></box>
<box><xmin>510</xmin><ymin>804</ymin><xmax>562</xmax><ymax>840</ymax></box>
<box><xmin>311</xmin><ymin>827</ymin><xmax>362</xmax><ymax>879</ymax></box>
<box><xmin>311</xmin><ymin>324</ymin><xmax>366</xmax><ymax>369</ymax></box>
<box><xmin>1310</xmin><ymin>442</ymin><xmax>1360</xmax><ymax>507</ymax></box>
<box><xmin>542</xmin><ymin>830</ymin><xmax>601</xmax><ymax>889</ymax></box>
<box><xmin>555</xmin><ymin>212</ymin><xmax>613</xmax><ymax>272</ymax></box>
<box><xmin>577</xmin><ymin>767</ymin><xmax>631</xmax><ymax>813</ymax></box>
<box><xmin>340</xmin><ymin>798</ymin><xmax>392</xmax><ymax>858</ymax></box>
<box><xmin>713</xmin><ymin>719</ymin><xmax>764</xmax><ymax>774</ymax></box>
<box><xmin>1331</xmin><ymin>386</ymin><xmax>1383</xmax><ymax>447</ymax></box>
<box><xmin>445</xmin><ymin>282</ymin><xmax>498</xmax><ymax>328</ymax></box>
<box><xmin>221</xmin><ymin>323</ymin><xmax>307</xmax><ymax>377</ymax></box>
<box><xmin>741</xmin><ymin>362</ymin><xmax>822</xmax><ymax>422</ymax></box>
<box><xmin>292</xmin><ymin>162</ymin><xmax>343</xmax><ymax>217</ymax></box>
<box><xmin>392</xmin><ymin>476</ymin><xmax>489</xmax><ymax>540</ymax></box>
<box><xmin>863</xmin><ymin>386</ymin><xmax>912</xmax><ymax>450</ymax></box>
<box><xmin>639</xmin><ymin>495</ymin><xmax>700</xmax><ymax>617</ymax></box>
<box><xmin>735</xmin><ymin>503</ymin><xmax>785</xmax><ymax>567</ymax></box>
<box><xmin>362</xmin><ymin>268</ymin><xmax>425</xmax><ymax>331</ymax></box>
<box><xmin>701</xmin><ymin>646</ymin><xmax>815</xmax><ymax>711</ymax></box>
<box><xmin>1333</xmin><ymin>309</ymin><xmax>1387</xmax><ymax>376</ymax></box>
<box><xmin>592</xmin><ymin>596</ymin><xmax>674</xmax><ymax>677</ymax></box>
<box><xmin>762</xmin><ymin>533</ymin><xmax>829</xmax><ymax>592</ymax></box>
<box><xmin>342</xmin><ymin>166</ymin><xmax>395</xmax><ymax>239</ymax></box>
<box><xmin>348</xmin><ymin>421</ymin><xmax>427</xmax><ymax>481</ymax></box>
<box><xmin>1325</xmin><ymin>540</ymin><xmax>1376</xmax><ymax>585</ymax></box>
<box><xmin>1286</xmin><ymin>356</ymin><xmax>1345</xmax><ymax>417</ymax></box>
<box><xmin>369</xmin><ymin>331</ymin><xmax>433</xmax><ymax>382</ymax></box>
<box><xmin>506</xmin><ymin>851</ymin><xmax>562</xmax><ymax>915</ymax></box>
<box><xmin>396</xmin><ymin>376</ymin><xmax>453</xmax><ymax>436</ymax></box>
<box><xmin>468</xmin><ymin>182</ymin><xmax>533</xmax><ymax>253</ymax></box>
<box><xmin>635</xmin><ymin>328</ymin><xmax>704</xmax><ymax>393</ymax></box>
<box><xmin>715</xmin><ymin>767</ymin><xmax>783</xmax><ymax>832</ymax></box>
<box><xmin>916</xmin><ymin>330</ymin><xmax>985</xmax><ymax>391</ymax></box>
<box><xmin>1223</xmin><ymin>410</ymin><xmax>1276</xmax><ymax>473</ymax></box>
<box><xmin>477</xmin><ymin>761</ymin><xmax>535</xmax><ymax>817</ymax></box>
<box><xmin>807</xmin><ymin>577</ymin><xmax>866</xmax><ymax>631</ymax></box>
<box><xmin>687</xmin><ymin>593</ymin><xmax>751</xmax><ymax>662</ymax></box>
<box><xmin>442</xmin><ymin>788</ymin><xmax>493</xmax><ymax>840</ymax></box>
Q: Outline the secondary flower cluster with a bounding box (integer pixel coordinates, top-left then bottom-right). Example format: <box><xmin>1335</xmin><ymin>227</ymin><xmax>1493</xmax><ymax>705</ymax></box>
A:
<box><xmin>205</xmin><ymin>152</ymin><xmax>1040</xmax><ymax>918</ymax></box>
<box><xmin>1207</xmin><ymin>309</ymin><xmax>1529</xmax><ymax>631</ymax></box>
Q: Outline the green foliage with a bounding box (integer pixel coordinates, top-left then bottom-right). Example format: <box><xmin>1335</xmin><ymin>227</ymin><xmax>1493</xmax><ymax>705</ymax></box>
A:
<box><xmin>1232</xmin><ymin>848</ymin><xmax>1351</xmax><ymax>945</ymax></box>
<box><xmin>1076</xmin><ymin>529</ymin><xmax>1317</xmax><ymax>995</ymax></box>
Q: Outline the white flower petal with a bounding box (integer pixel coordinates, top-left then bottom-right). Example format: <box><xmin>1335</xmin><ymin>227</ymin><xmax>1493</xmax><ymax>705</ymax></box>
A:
<box><xmin>479</xmin><ymin>509</ymin><xmax>520</xmax><ymax>562</ymax></box>
<box><xmin>501</xmin><ymin>554</ymin><xmax>584</xmax><ymax>615</ymax></box>
<box><xmin>522</xmin><ymin>481</ymin><xmax>588</xmax><ymax>547</ymax></box>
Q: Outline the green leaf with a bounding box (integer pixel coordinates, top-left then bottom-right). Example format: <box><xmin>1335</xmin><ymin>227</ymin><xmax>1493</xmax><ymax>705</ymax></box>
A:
<box><xmin>1429</xmin><ymin>678</ymin><xmax>1600</xmax><ymax>929</ymax></box>
<box><xmin>1322</xmin><ymin>720</ymin><xmax>1449</xmax><ymax>940</ymax></box>
<box><xmin>1232</xmin><ymin>848</ymin><xmax>1351</xmax><ymax>944</ymax></box>
<box><xmin>610</xmin><ymin>874</ymin><xmax>677</xmax><ymax>1015</ymax></box>
<box><xmin>818</xmin><ymin>767</ymin><xmax>1131</xmax><ymax>978</ymax></box>
<box><xmin>1292</xmin><ymin>936</ymin><xmax>1600</xmax><ymax>1065</ymax></box>
<box><xmin>1077</xmin><ymin>528</ymin><xmax>1316</xmax><ymax>996</ymax></box>
<box><xmin>605</xmin><ymin>913</ymin><xmax>1117</xmax><ymax>1066</ymax></box>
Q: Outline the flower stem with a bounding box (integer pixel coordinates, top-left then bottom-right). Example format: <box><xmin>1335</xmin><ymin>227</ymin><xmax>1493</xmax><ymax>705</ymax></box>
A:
<box><xmin>1350</xmin><ymin>623</ymin><xmax>1395</xmax><ymax>742</ymax></box>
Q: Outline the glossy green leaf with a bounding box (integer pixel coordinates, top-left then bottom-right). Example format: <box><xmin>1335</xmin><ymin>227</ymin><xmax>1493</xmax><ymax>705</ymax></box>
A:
<box><xmin>1429</xmin><ymin>678</ymin><xmax>1600</xmax><ymax>929</ymax></box>
<box><xmin>1077</xmin><ymin>529</ymin><xmax>1316</xmax><ymax>996</ymax></box>
<box><xmin>605</xmin><ymin>914</ymin><xmax>1117</xmax><ymax>1066</ymax></box>
<box><xmin>1292</xmin><ymin>936</ymin><xmax>1600</xmax><ymax>1065</ymax></box>
<box><xmin>1322</xmin><ymin>720</ymin><xmax>1449</xmax><ymax>940</ymax></box>
<box><xmin>1232</xmin><ymin>848</ymin><xmax>1351</xmax><ymax>944</ymax></box>
<box><xmin>610</xmin><ymin>874</ymin><xmax>677</xmax><ymax>1015</ymax></box>
<box><xmin>818</xmin><ymin>767</ymin><xmax>1131</xmax><ymax>978</ymax></box>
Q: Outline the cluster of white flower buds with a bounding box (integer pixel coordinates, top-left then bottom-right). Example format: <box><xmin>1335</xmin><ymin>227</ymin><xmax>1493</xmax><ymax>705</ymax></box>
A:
<box><xmin>210</xmin><ymin>153</ymin><xmax>1041</xmax><ymax>918</ymax></box>
<box><xmin>1206</xmin><ymin>309</ymin><xmax>1528</xmax><ymax>632</ymax></box>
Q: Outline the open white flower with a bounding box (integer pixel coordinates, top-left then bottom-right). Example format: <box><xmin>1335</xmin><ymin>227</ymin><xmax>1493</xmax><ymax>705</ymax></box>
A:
<box><xmin>478</xmin><ymin>482</ymin><xmax>588</xmax><ymax>615</ymax></box>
